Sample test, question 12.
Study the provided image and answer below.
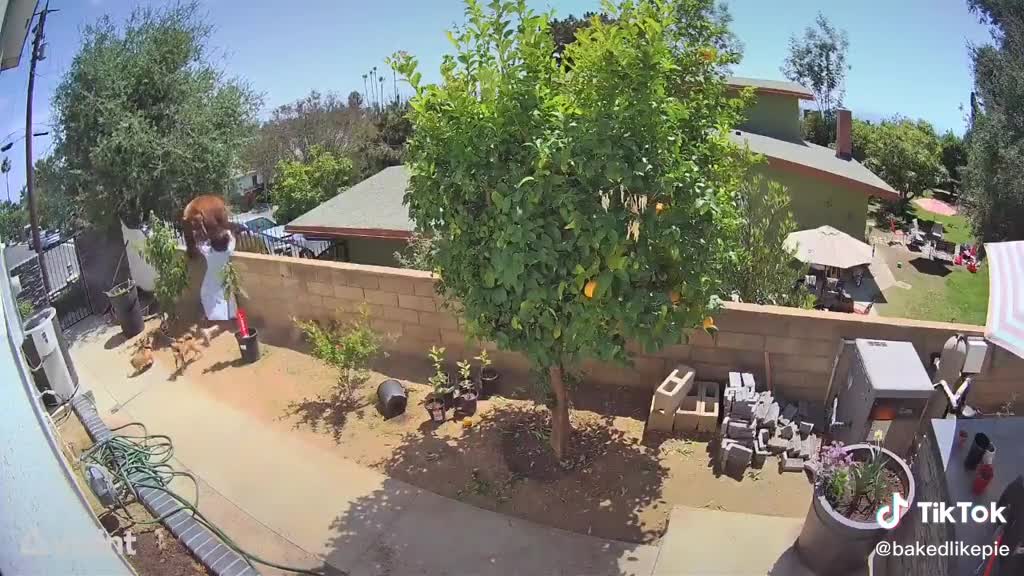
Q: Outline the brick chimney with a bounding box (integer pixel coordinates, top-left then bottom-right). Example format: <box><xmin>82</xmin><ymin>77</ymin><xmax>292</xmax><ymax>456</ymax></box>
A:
<box><xmin>836</xmin><ymin>108</ymin><xmax>852</xmax><ymax>160</ymax></box>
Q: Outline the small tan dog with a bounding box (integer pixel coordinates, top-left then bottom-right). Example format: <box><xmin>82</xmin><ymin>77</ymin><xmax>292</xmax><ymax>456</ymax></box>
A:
<box><xmin>170</xmin><ymin>333</ymin><xmax>203</xmax><ymax>370</ymax></box>
<box><xmin>130</xmin><ymin>337</ymin><xmax>154</xmax><ymax>374</ymax></box>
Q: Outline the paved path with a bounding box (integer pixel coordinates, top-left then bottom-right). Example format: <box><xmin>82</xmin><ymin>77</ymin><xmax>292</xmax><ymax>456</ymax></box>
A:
<box><xmin>68</xmin><ymin>317</ymin><xmax>659</xmax><ymax>576</ymax></box>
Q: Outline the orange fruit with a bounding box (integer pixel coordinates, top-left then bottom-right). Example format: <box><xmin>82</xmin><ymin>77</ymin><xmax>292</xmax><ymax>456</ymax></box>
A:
<box><xmin>703</xmin><ymin>316</ymin><xmax>717</xmax><ymax>332</ymax></box>
<box><xmin>584</xmin><ymin>279</ymin><xmax>598</xmax><ymax>299</ymax></box>
<box><xmin>700</xmin><ymin>47</ymin><xmax>717</xmax><ymax>63</ymax></box>
<box><xmin>656</xmin><ymin>202</ymin><xmax>666</xmax><ymax>214</ymax></box>
<box><xmin>670</xmin><ymin>291</ymin><xmax>681</xmax><ymax>305</ymax></box>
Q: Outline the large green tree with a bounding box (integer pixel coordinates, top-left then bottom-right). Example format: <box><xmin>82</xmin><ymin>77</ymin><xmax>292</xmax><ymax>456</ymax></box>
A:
<box><xmin>939</xmin><ymin>131</ymin><xmax>966</xmax><ymax>195</ymax></box>
<box><xmin>272</xmin><ymin>146</ymin><xmax>354</xmax><ymax>223</ymax></box>
<box><xmin>782</xmin><ymin>13</ymin><xmax>850</xmax><ymax>146</ymax></box>
<box><xmin>852</xmin><ymin>117</ymin><xmax>946</xmax><ymax>209</ymax></box>
<box><xmin>392</xmin><ymin>0</ymin><xmax>747</xmax><ymax>459</ymax></box>
<box><xmin>0</xmin><ymin>200</ymin><xmax>25</xmax><ymax>242</ymax></box>
<box><xmin>729</xmin><ymin>176</ymin><xmax>808</xmax><ymax>307</ymax></box>
<box><xmin>963</xmin><ymin>0</ymin><xmax>1024</xmax><ymax>241</ymax></box>
<box><xmin>51</xmin><ymin>3</ymin><xmax>260</xmax><ymax>227</ymax></box>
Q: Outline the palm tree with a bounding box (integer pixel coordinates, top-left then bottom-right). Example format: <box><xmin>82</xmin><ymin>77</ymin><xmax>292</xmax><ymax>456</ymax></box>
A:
<box><xmin>1</xmin><ymin>157</ymin><xmax>10</xmax><ymax>202</ymax></box>
<box><xmin>362</xmin><ymin>74</ymin><xmax>369</xmax><ymax>111</ymax></box>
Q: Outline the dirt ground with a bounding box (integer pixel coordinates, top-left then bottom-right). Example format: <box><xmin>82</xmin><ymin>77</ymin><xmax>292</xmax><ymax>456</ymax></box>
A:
<box><xmin>58</xmin><ymin>410</ymin><xmax>208</xmax><ymax>576</ymax></box>
<box><xmin>139</xmin><ymin>328</ymin><xmax>812</xmax><ymax>545</ymax></box>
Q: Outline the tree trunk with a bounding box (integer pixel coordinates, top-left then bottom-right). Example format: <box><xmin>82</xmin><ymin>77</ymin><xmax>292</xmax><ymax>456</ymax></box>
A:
<box><xmin>548</xmin><ymin>364</ymin><xmax>571</xmax><ymax>460</ymax></box>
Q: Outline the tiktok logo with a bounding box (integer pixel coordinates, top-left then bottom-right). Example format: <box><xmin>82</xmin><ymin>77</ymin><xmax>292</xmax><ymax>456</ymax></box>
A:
<box><xmin>876</xmin><ymin>492</ymin><xmax>910</xmax><ymax>529</ymax></box>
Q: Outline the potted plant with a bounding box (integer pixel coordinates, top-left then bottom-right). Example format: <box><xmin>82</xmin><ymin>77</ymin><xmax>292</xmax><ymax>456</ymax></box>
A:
<box><xmin>425</xmin><ymin>346</ymin><xmax>453</xmax><ymax>422</ymax></box>
<box><xmin>104</xmin><ymin>279</ymin><xmax>144</xmax><ymax>338</ymax></box>
<box><xmin>796</xmin><ymin>435</ymin><xmax>916</xmax><ymax>575</ymax></box>
<box><xmin>221</xmin><ymin>261</ymin><xmax>259</xmax><ymax>363</ymax></box>
<box><xmin>454</xmin><ymin>359</ymin><xmax>479</xmax><ymax>417</ymax></box>
<box><xmin>475</xmin><ymin>349</ymin><xmax>499</xmax><ymax>398</ymax></box>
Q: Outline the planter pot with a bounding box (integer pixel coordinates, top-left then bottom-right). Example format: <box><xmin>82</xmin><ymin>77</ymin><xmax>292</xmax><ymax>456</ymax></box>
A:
<box><xmin>425</xmin><ymin>395</ymin><xmax>447</xmax><ymax>423</ymax></box>
<box><xmin>376</xmin><ymin>379</ymin><xmax>407</xmax><ymax>418</ymax></box>
<box><xmin>235</xmin><ymin>329</ymin><xmax>260</xmax><ymax>364</ymax></box>
<box><xmin>795</xmin><ymin>443</ymin><xmax>915</xmax><ymax>576</ymax></box>
<box><xmin>455</xmin><ymin>385</ymin><xmax>478</xmax><ymax>418</ymax></box>
<box><xmin>479</xmin><ymin>367</ymin><xmax>499</xmax><ymax>399</ymax></box>
<box><xmin>105</xmin><ymin>280</ymin><xmax>144</xmax><ymax>338</ymax></box>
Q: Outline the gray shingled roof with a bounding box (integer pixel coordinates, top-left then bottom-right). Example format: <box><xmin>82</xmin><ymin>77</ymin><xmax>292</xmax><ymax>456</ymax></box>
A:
<box><xmin>727</xmin><ymin>76</ymin><xmax>814</xmax><ymax>100</ymax></box>
<box><xmin>729</xmin><ymin>130</ymin><xmax>898</xmax><ymax>199</ymax></box>
<box><xmin>286</xmin><ymin>165</ymin><xmax>414</xmax><ymax>232</ymax></box>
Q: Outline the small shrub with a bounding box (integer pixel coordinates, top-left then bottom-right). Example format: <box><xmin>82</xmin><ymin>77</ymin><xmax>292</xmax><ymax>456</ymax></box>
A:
<box><xmin>17</xmin><ymin>298</ymin><xmax>34</xmax><ymax>321</ymax></box>
<box><xmin>296</xmin><ymin>307</ymin><xmax>382</xmax><ymax>393</ymax></box>
<box><xmin>220</xmin><ymin>261</ymin><xmax>246</xmax><ymax>301</ymax></box>
<box><xmin>143</xmin><ymin>214</ymin><xmax>189</xmax><ymax>323</ymax></box>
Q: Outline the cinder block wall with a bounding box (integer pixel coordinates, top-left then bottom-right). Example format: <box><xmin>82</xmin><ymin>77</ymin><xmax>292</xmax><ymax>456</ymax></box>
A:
<box><xmin>228</xmin><ymin>251</ymin><xmax>1022</xmax><ymax>411</ymax></box>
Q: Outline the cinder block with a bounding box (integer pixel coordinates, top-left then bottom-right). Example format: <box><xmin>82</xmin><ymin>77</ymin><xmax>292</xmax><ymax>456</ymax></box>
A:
<box><xmin>781</xmin><ymin>403</ymin><xmax>798</xmax><ymax>422</ymax></box>
<box><xmin>730</xmin><ymin>399</ymin><xmax>755</xmax><ymax>420</ymax></box>
<box><xmin>646</xmin><ymin>397</ymin><xmax>675</xmax><ymax>433</ymax></box>
<box><xmin>652</xmin><ymin>365</ymin><xmax>696</xmax><ymax>413</ymax></box>
<box><xmin>728</xmin><ymin>419</ymin><xmax>756</xmax><ymax>439</ymax></box>
<box><xmin>742</xmin><ymin>372</ymin><xmax>756</xmax><ymax>390</ymax></box>
<box><xmin>725</xmin><ymin>443</ymin><xmax>753</xmax><ymax>476</ymax></box>
<box><xmin>767</xmin><ymin>436</ymin><xmax>789</xmax><ymax>454</ymax></box>
<box><xmin>719</xmin><ymin>416</ymin><xmax>730</xmax><ymax>439</ymax></box>
<box><xmin>764</xmin><ymin>402</ymin><xmax>780</xmax><ymax>429</ymax></box>
<box><xmin>695</xmin><ymin>381</ymin><xmax>720</xmax><ymax>433</ymax></box>
<box><xmin>799</xmin><ymin>421</ymin><xmax>814</xmax><ymax>436</ymax></box>
<box><xmin>728</xmin><ymin>372</ymin><xmax>743</xmax><ymax>390</ymax></box>
<box><xmin>719</xmin><ymin>438</ymin><xmax>736</xmax><ymax>464</ymax></box>
<box><xmin>787</xmin><ymin>436</ymin><xmax>802</xmax><ymax>457</ymax></box>
<box><xmin>398</xmin><ymin>293</ymin><xmax>437</xmax><ymax>313</ymax></box>
<box><xmin>780</xmin><ymin>456</ymin><xmax>804</xmax><ymax>473</ymax></box>
<box><xmin>780</xmin><ymin>423</ymin><xmax>796</xmax><ymax>440</ymax></box>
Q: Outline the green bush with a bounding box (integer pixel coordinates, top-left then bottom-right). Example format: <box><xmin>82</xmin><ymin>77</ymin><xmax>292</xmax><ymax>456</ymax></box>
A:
<box><xmin>296</xmin><ymin>307</ymin><xmax>382</xmax><ymax>393</ymax></box>
<box><xmin>143</xmin><ymin>215</ymin><xmax>189</xmax><ymax>323</ymax></box>
<box><xmin>272</xmin><ymin>146</ymin><xmax>354</xmax><ymax>223</ymax></box>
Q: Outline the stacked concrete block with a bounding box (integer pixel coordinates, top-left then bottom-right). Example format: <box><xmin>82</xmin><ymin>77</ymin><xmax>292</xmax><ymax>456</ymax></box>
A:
<box><xmin>717</xmin><ymin>371</ymin><xmax>824</xmax><ymax>476</ymax></box>
<box><xmin>672</xmin><ymin>386</ymin><xmax>701</xmax><ymax>433</ymax></box>
<box><xmin>694</xmin><ymin>381</ymin><xmax>720</xmax><ymax>434</ymax></box>
<box><xmin>646</xmin><ymin>364</ymin><xmax>695</xmax><ymax>433</ymax></box>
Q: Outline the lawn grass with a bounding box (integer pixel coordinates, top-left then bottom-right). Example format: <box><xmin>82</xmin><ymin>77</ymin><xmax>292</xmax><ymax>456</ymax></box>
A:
<box><xmin>878</xmin><ymin>262</ymin><xmax>989</xmax><ymax>326</ymax></box>
<box><xmin>909</xmin><ymin>202</ymin><xmax>974</xmax><ymax>246</ymax></box>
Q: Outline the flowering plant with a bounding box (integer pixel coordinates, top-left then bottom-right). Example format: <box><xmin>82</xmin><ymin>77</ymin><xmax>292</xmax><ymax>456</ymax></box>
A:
<box><xmin>815</xmin><ymin>431</ymin><xmax>891</xmax><ymax>511</ymax></box>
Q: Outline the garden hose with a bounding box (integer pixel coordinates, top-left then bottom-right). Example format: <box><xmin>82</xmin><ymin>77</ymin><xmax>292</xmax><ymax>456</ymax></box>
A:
<box><xmin>79</xmin><ymin>422</ymin><xmax>337</xmax><ymax>576</ymax></box>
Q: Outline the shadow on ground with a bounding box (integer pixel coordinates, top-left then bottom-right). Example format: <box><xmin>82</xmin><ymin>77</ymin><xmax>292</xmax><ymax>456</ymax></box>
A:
<box><xmin>909</xmin><ymin>257</ymin><xmax>952</xmax><ymax>277</ymax></box>
<box><xmin>315</xmin><ymin>404</ymin><xmax>663</xmax><ymax>575</ymax></box>
<box><xmin>281</xmin><ymin>382</ymin><xmax>374</xmax><ymax>443</ymax></box>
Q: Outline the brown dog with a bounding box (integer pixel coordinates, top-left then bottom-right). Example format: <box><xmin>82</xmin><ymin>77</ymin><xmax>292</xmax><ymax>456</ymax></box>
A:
<box><xmin>130</xmin><ymin>338</ymin><xmax>154</xmax><ymax>374</ymax></box>
<box><xmin>182</xmin><ymin>195</ymin><xmax>236</xmax><ymax>258</ymax></box>
<box><xmin>170</xmin><ymin>334</ymin><xmax>204</xmax><ymax>370</ymax></box>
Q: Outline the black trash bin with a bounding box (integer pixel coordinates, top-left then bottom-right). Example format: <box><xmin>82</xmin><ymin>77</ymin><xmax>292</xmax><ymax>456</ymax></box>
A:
<box><xmin>105</xmin><ymin>280</ymin><xmax>144</xmax><ymax>338</ymax></box>
<box><xmin>376</xmin><ymin>378</ymin><xmax>408</xmax><ymax>418</ymax></box>
<box><xmin>236</xmin><ymin>329</ymin><xmax>260</xmax><ymax>363</ymax></box>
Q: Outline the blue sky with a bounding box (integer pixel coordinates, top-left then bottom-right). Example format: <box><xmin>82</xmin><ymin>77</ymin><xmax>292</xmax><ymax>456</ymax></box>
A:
<box><xmin>0</xmin><ymin>0</ymin><xmax>993</xmax><ymax>199</ymax></box>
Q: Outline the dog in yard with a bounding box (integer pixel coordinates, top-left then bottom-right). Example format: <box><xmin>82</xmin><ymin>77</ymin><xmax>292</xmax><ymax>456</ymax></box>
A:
<box><xmin>129</xmin><ymin>337</ymin><xmax>154</xmax><ymax>375</ymax></box>
<box><xmin>170</xmin><ymin>333</ymin><xmax>204</xmax><ymax>370</ymax></box>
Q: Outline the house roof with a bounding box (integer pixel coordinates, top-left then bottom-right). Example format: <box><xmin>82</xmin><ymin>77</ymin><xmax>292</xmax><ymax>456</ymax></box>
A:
<box><xmin>729</xmin><ymin>129</ymin><xmax>899</xmax><ymax>200</ymax></box>
<box><xmin>285</xmin><ymin>165</ymin><xmax>414</xmax><ymax>239</ymax></box>
<box><xmin>726</xmin><ymin>76</ymin><xmax>814</xmax><ymax>100</ymax></box>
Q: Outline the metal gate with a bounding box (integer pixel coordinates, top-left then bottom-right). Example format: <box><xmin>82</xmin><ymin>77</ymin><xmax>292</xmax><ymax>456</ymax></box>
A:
<box><xmin>40</xmin><ymin>233</ymin><xmax>94</xmax><ymax>330</ymax></box>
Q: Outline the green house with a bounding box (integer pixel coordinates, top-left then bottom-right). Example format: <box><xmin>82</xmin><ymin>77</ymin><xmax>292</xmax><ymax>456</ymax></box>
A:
<box><xmin>726</xmin><ymin>77</ymin><xmax>897</xmax><ymax>239</ymax></box>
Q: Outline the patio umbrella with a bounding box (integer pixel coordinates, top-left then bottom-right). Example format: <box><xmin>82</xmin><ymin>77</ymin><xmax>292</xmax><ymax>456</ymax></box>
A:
<box><xmin>984</xmin><ymin>241</ymin><xmax>1024</xmax><ymax>360</ymax></box>
<box><xmin>784</xmin><ymin>226</ymin><xmax>873</xmax><ymax>269</ymax></box>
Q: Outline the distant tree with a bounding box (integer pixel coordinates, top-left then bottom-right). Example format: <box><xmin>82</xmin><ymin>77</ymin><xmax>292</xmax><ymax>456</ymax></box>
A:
<box><xmin>392</xmin><ymin>0</ymin><xmax>747</xmax><ymax>459</ymax></box>
<box><xmin>272</xmin><ymin>146</ymin><xmax>354</xmax><ymax>223</ymax></box>
<box><xmin>31</xmin><ymin>156</ymin><xmax>77</xmax><ymax>232</ymax></box>
<box><xmin>245</xmin><ymin>91</ymin><xmax>374</xmax><ymax>188</ymax></box>
<box><xmin>782</xmin><ymin>13</ymin><xmax>850</xmax><ymax>146</ymax></box>
<box><xmin>962</xmin><ymin>0</ymin><xmax>1024</xmax><ymax>241</ymax></box>
<box><xmin>1</xmin><ymin>157</ymin><xmax>10</xmax><ymax>201</ymax></box>
<box><xmin>549</xmin><ymin>3</ymin><xmax>740</xmax><ymax>66</ymax></box>
<box><xmin>51</xmin><ymin>3</ymin><xmax>260</xmax><ymax>227</ymax></box>
<box><xmin>729</xmin><ymin>176</ymin><xmax>809</xmax><ymax>307</ymax></box>
<box><xmin>939</xmin><ymin>131</ymin><xmax>966</xmax><ymax>194</ymax></box>
<box><xmin>855</xmin><ymin>117</ymin><xmax>946</xmax><ymax>209</ymax></box>
<box><xmin>0</xmin><ymin>200</ymin><xmax>25</xmax><ymax>242</ymax></box>
<box><xmin>347</xmin><ymin>90</ymin><xmax>364</xmax><ymax>110</ymax></box>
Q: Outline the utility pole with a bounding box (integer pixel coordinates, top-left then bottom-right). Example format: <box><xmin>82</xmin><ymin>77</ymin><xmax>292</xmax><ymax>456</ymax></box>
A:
<box><xmin>25</xmin><ymin>2</ymin><xmax>58</xmax><ymax>299</ymax></box>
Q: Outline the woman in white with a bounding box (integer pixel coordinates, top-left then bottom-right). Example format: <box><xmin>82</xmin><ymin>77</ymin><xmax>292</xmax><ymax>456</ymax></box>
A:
<box><xmin>198</xmin><ymin>230</ymin><xmax>237</xmax><ymax>321</ymax></box>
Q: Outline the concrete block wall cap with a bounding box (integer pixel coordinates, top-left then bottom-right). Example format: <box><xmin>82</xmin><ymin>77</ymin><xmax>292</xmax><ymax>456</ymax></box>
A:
<box><xmin>721</xmin><ymin>300</ymin><xmax>985</xmax><ymax>332</ymax></box>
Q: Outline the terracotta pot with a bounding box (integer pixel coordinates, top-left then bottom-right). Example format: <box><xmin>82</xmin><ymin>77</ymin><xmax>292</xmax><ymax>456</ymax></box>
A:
<box><xmin>795</xmin><ymin>443</ymin><xmax>915</xmax><ymax>575</ymax></box>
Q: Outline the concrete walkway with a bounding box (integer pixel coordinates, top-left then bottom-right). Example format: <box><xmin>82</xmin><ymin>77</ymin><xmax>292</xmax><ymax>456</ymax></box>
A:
<box><xmin>68</xmin><ymin>317</ymin><xmax>659</xmax><ymax>576</ymax></box>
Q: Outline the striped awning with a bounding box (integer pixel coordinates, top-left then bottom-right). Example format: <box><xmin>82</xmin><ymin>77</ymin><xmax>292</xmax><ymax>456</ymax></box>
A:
<box><xmin>985</xmin><ymin>241</ymin><xmax>1024</xmax><ymax>360</ymax></box>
